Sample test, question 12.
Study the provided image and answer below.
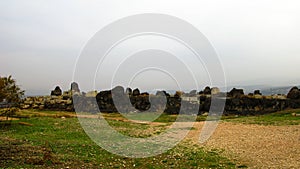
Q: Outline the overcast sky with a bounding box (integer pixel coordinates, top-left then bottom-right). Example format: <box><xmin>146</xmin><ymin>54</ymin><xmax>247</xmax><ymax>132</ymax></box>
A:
<box><xmin>1</xmin><ymin>0</ymin><xmax>300</xmax><ymax>95</ymax></box>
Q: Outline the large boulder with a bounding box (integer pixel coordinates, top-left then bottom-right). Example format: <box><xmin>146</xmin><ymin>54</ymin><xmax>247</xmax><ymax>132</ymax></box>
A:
<box><xmin>203</xmin><ymin>86</ymin><xmax>211</xmax><ymax>95</ymax></box>
<box><xmin>228</xmin><ymin>88</ymin><xmax>244</xmax><ymax>98</ymax></box>
<box><xmin>140</xmin><ymin>92</ymin><xmax>149</xmax><ymax>96</ymax></box>
<box><xmin>254</xmin><ymin>90</ymin><xmax>262</xmax><ymax>95</ymax></box>
<box><xmin>51</xmin><ymin>86</ymin><xmax>62</xmax><ymax>96</ymax></box>
<box><xmin>287</xmin><ymin>87</ymin><xmax>300</xmax><ymax>99</ymax></box>
<box><xmin>211</xmin><ymin>87</ymin><xmax>220</xmax><ymax>95</ymax></box>
<box><xmin>132</xmin><ymin>88</ymin><xmax>140</xmax><ymax>96</ymax></box>
<box><xmin>112</xmin><ymin>86</ymin><xmax>124</xmax><ymax>96</ymax></box>
<box><xmin>71</xmin><ymin>82</ymin><xmax>80</xmax><ymax>93</ymax></box>
<box><xmin>125</xmin><ymin>87</ymin><xmax>132</xmax><ymax>95</ymax></box>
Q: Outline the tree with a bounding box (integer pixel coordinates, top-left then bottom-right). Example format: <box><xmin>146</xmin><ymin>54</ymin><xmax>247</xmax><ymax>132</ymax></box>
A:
<box><xmin>0</xmin><ymin>75</ymin><xmax>24</xmax><ymax>122</ymax></box>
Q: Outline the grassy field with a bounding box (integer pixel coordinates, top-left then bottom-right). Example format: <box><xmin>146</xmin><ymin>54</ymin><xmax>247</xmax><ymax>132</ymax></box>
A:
<box><xmin>1</xmin><ymin>109</ymin><xmax>299</xmax><ymax>168</ymax></box>
<box><xmin>224</xmin><ymin>109</ymin><xmax>300</xmax><ymax>126</ymax></box>
<box><xmin>0</xmin><ymin>110</ymin><xmax>236</xmax><ymax>169</ymax></box>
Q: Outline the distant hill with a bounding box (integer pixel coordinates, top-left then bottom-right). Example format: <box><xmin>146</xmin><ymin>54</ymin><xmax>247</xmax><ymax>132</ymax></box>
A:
<box><xmin>222</xmin><ymin>85</ymin><xmax>299</xmax><ymax>96</ymax></box>
<box><xmin>261</xmin><ymin>86</ymin><xmax>300</xmax><ymax>96</ymax></box>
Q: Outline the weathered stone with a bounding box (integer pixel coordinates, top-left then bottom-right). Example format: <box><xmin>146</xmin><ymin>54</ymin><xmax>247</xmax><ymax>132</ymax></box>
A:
<box><xmin>19</xmin><ymin>85</ymin><xmax>300</xmax><ymax>115</ymax></box>
<box><xmin>112</xmin><ymin>86</ymin><xmax>124</xmax><ymax>96</ymax></box>
<box><xmin>211</xmin><ymin>87</ymin><xmax>220</xmax><ymax>95</ymax></box>
<box><xmin>254</xmin><ymin>90</ymin><xmax>262</xmax><ymax>95</ymax></box>
<box><xmin>287</xmin><ymin>87</ymin><xmax>300</xmax><ymax>99</ymax></box>
<box><xmin>292</xmin><ymin>113</ymin><xmax>300</xmax><ymax>117</ymax></box>
<box><xmin>140</xmin><ymin>92</ymin><xmax>149</xmax><ymax>96</ymax></box>
<box><xmin>203</xmin><ymin>86</ymin><xmax>211</xmax><ymax>95</ymax></box>
<box><xmin>71</xmin><ymin>82</ymin><xmax>80</xmax><ymax>93</ymax></box>
<box><xmin>51</xmin><ymin>86</ymin><xmax>62</xmax><ymax>96</ymax></box>
<box><xmin>228</xmin><ymin>88</ymin><xmax>244</xmax><ymax>98</ymax></box>
<box><xmin>132</xmin><ymin>88</ymin><xmax>140</xmax><ymax>96</ymax></box>
<box><xmin>86</xmin><ymin>91</ymin><xmax>97</xmax><ymax>97</ymax></box>
<box><xmin>66</xmin><ymin>99</ymin><xmax>72</xmax><ymax>105</ymax></box>
<box><xmin>271</xmin><ymin>95</ymin><xmax>286</xmax><ymax>100</ymax></box>
<box><xmin>175</xmin><ymin>91</ymin><xmax>183</xmax><ymax>97</ymax></box>
<box><xmin>254</xmin><ymin>95</ymin><xmax>263</xmax><ymax>99</ymax></box>
<box><xmin>202</xmin><ymin>112</ymin><xmax>208</xmax><ymax>116</ymax></box>
<box><xmin>32</xmin><ymin>104</ymin><xmax>39</xmax><ymax>109</ymax></box>
<box><xmin>50</xmin><ymin>100</ymin><xmax>55</xmax><ymax>104</ymax></box>
<box><xmin>125</xmin><ymin>87</ymin><xmax>132</xmax><ymax>95</ymax></box>
<box><xmin>21</xmin><ymin>104</ymin><xmax>30</xmax><ymax>109</ymax></box>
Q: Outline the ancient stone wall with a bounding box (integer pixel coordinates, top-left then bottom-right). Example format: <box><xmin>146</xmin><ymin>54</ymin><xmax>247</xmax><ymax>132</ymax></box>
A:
<box><xmin>20</xmin><ymin>84</ymin><xmax>300</xmax><ymax>115</ymax></box>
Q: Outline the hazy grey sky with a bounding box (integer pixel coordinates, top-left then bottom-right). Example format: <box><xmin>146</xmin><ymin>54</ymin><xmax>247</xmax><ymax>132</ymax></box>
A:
<box><xmin>1</xmin><ymin>0</ymin><xmax>300</xmax><ymax>95</ymax></box>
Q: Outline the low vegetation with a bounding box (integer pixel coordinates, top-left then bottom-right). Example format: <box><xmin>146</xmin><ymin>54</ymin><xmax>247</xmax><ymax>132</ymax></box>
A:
<box><xmin>1</xmin><ymin>108</ymin><xmax>299</xmax><ymax>168</ymax></box>
<box><xmin>0</xmin><ymin>109</ymin><xmax>236</xmax><ymax>168</ymax></box>
<box><xmin>225</xmin><ymin>109</ymin><xmax>300</xmax><ymax>126</ymax></box>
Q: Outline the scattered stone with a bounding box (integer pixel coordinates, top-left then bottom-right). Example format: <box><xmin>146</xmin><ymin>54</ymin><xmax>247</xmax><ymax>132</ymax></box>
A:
<box><xmin>85</xmin><ymin>91</ymin><xmax>97</xmax><ymax>97</ymax></box>
<box><xmin>291</xmin><ymin>113</ymin><xmax>300</xmax><ymax>117</ymax></box>
<box><xmin>202</xmin><ymin>112</ymin><xmax>208</xmax><ymax>116</ymax></box>
<box><xmin>18</xmin><ymin>122</ymin><xmax>33</xmax><ymax>126</ymax></box>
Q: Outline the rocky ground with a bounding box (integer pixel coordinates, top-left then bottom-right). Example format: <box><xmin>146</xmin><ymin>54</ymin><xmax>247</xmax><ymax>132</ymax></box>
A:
<box><xmin>187</xmin><ymin>122</ymin><xmax>300</xmax><ymax>168</ymax></box>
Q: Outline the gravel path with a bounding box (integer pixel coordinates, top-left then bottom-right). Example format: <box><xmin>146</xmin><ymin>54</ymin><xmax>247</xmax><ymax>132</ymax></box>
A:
<box><xmin>186</xmin><ymin>122</ymin><xmax>300</xmax><ymax>168</ymax></box>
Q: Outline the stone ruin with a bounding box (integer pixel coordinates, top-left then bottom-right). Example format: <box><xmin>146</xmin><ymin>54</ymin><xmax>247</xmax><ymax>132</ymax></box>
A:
<box><xmin>21</xmin><ymin>82</ymin><xmax>81</xmax><ymax>111</ymax></box>
<box><xmin>50</xmin><ymin>86</ymin><xmax>62</xmax><ymax>96</ymax></box>
<box><xmin>287</xmin><ymin>87</ymin><xmax>300</xmax><ymax>99</ymax></box>
<box><xmin>20</xmin><ymin>82</ymin><xmax>300</xmax><ymax>115</ymax></box>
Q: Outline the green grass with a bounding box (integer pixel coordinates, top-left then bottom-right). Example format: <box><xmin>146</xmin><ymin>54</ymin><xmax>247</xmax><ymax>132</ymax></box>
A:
<box><xmin>225</xmin><ymin>109</ymin><xmax>300</xmax><ymax>126</ymax></box>
<box><xmin>3</xmin><ymin>108</ymin><xmax>299</xmax><ymax>168</ymax></box>
<box><xmin>121</xmin><ymin>112</ymin><xmax>234</xmax><ymax>123</ymax></box>
<box><xmin>0</xmin><ymin>110</ymin><xmax>236</xmax><ymax>168</ymax></box>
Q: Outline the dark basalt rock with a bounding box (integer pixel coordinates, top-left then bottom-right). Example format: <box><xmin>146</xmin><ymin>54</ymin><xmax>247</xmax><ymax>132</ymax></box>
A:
<box><xmin>287</xmin><ymin>87</ymin><xmax>300</xmax><ymax>99</ymax></box>
<box><xmin>228</xmin><ymin>88</ymin><xmax>244</xmax><ymax>98</ymax></box>
<box><xmin>51</xmin><ymin>86</ymin><xmax>62</xmax><ymax>96</ymax></box>
<box><xmin>132</xmin><ymin>88</ymin><xmax>140</xmax><ymax>96</ymax></box>
<box><xmin>125</xmin><ymin>87</ymin><xmax>132</xmax><ymax>95</ymax></box>
<box><xmin>71</xmin><ymin>82</ymin><xmax>80</xmax><ymax>93</ymax></box>
<box><xmin>254</xmin><ymin>90</ymin><xmax>262</xmax><ymax>95</ymax></box>
<box><xmin>23</xmin><ymin>83</ymin><xmax>300</xmax><ymax>116</ymax></box>
<box><xmin>140</xmin><ymin>92</ymin><xmax>149</xmax><ymax>96</ymax></box>
<box><xmin>203</xmin><ymin>86</ymin><xmax>211</xmax><ymax>95</ymax></box>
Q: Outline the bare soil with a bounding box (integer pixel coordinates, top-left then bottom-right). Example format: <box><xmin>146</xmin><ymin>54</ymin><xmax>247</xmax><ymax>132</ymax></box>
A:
<box><xmin>186</xmin><ymin>122</ymin><xmax>300</xmax><ymax>168</ymax></box>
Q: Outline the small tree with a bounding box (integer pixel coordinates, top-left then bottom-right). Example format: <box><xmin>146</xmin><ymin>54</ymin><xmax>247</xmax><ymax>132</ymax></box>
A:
<box><xmin>0</xmin><ymin>75</ymin><xmax>24</xmax><ymax>122</ymax></box>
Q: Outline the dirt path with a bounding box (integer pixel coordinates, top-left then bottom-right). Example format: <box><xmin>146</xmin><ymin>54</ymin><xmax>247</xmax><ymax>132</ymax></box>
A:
<box><xmin>186</xmin><ymin>122</ymin><xmax>300</xmax><ymax>168</ymax></box>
